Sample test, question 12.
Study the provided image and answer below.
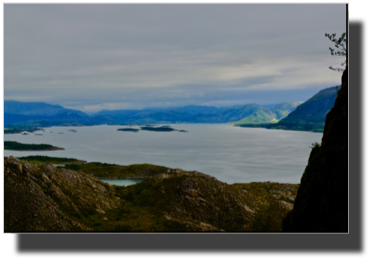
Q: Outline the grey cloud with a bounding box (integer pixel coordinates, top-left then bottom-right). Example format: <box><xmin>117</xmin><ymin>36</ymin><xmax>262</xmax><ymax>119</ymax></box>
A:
<box><xmin>5</xmin><ymin>4</ymin><xmax>346</xmax><ymax>112</ymax></box>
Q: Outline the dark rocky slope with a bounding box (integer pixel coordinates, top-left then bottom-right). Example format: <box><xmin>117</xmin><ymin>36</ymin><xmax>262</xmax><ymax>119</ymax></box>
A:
<box><xmin>4</xmin><ymin>156</ymin><xmax>120</xmax><ymax>232</ymax></box>
<box><xmin>5</xmin><ymin>157</ymin><xmax>298</xmax><ymax>232</ymax></box>
<box><xmin>282</xmin><ymin>68</ymin><xmax>348</xmax><ymax>232</ymax></box>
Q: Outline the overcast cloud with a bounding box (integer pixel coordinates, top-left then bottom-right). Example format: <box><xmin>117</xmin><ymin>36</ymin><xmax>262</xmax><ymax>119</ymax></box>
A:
<box><xmin>4</xmin><ymin>4</ymin><xmax>346</xmax><ymax>112</ymax></box>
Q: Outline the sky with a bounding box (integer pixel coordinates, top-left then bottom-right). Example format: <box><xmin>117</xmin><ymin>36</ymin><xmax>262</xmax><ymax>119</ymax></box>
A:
<box><xmin>4</xmin><ymin>4</ymin><xmax>346</xmax><ymax>113</ymax></box>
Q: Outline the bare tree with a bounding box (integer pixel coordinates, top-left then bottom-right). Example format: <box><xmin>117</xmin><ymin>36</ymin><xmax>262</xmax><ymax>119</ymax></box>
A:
<box><xmin>325</xmin><ymin>32</ymin><xmax>347</xmax><ymax>72</ymax></box>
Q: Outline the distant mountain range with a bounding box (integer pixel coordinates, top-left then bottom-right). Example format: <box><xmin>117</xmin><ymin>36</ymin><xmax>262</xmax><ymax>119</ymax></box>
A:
<box><xmin>4</xmin><ymin>101</ymin><xmax>87</xmax><ymax>117</ymax></box>
<box><xmin>4</xmin><ymin>85</ymin><xmax>340</xmax><ymax>131</ymax></box>
<box><xmin>4</xmin><ymin>100</ymin><xmax>303</xmax><ymax>127</ymax></box>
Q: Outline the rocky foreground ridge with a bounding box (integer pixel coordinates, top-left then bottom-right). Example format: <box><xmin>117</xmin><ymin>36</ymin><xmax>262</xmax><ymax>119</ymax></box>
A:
<box><xmin>5</xmin><ymin>157</ymin><xmax>298</xmax><ymax>232</ymax></box>
<box><xmin>282</xmin><ymin>68</ymin><xmax>348</xmax><ymax>232</ymax></box>
<box><xmin>4</xmin><ymin>156</ymin><xmax>120</xmax><ymax>231</ymax></box>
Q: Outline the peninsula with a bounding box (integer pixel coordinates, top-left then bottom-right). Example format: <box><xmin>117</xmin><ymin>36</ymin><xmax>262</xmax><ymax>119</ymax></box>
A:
<box><xmin>4</xmin><ymin>127</ymin><xmax>42</xmax><ymax>134</ymax></box>
<box><xmin>18</xmin><ymin>156</ymin><xmax>86</xmax><ymax>165</ymax></box>
<box><xmin>4</xmin><ymin>141</ymin><xmax>64</xmax><ymax>151</ymax></box>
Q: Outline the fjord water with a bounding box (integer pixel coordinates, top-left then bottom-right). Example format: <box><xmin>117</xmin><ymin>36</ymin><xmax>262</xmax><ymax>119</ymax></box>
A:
<box><xmin>4</xmin><ymin>124</ymin><xmax>322</xmax><ymax>184</ymax></box>
<box><xmin>101</xmin><ymin>179</ymin><xmax>145</xmax><ymax>186</ymax></box>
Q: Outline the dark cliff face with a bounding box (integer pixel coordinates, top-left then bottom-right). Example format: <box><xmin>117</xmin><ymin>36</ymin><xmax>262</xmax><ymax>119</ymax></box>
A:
<box><xmin>282</xmin><ymin>68</ymin><xmax>348</xmax><ymax>232</ymax></box>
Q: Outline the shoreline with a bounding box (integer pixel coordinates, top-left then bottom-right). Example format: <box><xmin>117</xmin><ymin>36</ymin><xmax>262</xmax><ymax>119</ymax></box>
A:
<box><xmin>5</xmin><ymin>148</ymin><xmax>64</xmax><ymax>151</ymax></box>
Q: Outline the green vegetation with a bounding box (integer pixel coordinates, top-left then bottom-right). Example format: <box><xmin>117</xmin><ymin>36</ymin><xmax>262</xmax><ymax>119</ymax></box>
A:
<box><xmin>231</xmin><ymin>182</ymin><xmax>299</xmax><ymax>231</ymax></box>
<box><xmin>84</xmin><ymin>183</ymin><xmax>170</xmax><ymax>232</ymax></box>
<box><xmin>4</xmin><ymin>141</ymin><xmax>64</xmax><ymax>151</ymax></box>
<box><xmin>233</xmin><ymin>115</ymin><xmax>278</xmax><ymax>125</ymax></box>
<box><xmin>235</xmin><ymin>87</ymin><xmax>339</xmax><ymax>132</ymax></box>
<box><xmin>18</xmin><ymin>155</ymin><xmax>85</xmax><ymax>165</ymax></box>
<box><xmin>234</xmin><ymin>122</ymin><xmax>321</xmax><ymax>131</ymax></box>
<box><xmin>222</xmin><ymin>104</ymin><xmax>277</xmax><ymax>124</ymax></box>
<box><xmin>233</xmin><ymin>121</ymin><xmax>277</xmax><ymax>127</ymax></box>
<box><xmin>309</xmin><ymin>142</ymin><xmax>321</xmax><ymax>149</ymax></box>
<box><xmin>268</xmin><ymin>123</ymin><xmax>326</xmax><ymax>132</ymax></box>
<box><xmin>86</xmin><ymin>175</ymin><xmax>299</xmax><ymax>232</ymax></box>
<box><xmin>232</xmin><ymin>102</ymin><xmax>303</xmax><ymax>126</ymax></box>
<box><xmin>140</xmin><ymin>126</ymin><xmax>176</xmax><ymax>132</ymax></box>
<box><xmin>62</xmin><ymin>162</ymin><xmax>169</xmax><ymax>179</ymax></box>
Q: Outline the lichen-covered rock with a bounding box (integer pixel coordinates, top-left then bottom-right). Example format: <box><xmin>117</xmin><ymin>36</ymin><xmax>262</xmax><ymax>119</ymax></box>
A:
<box><xmin>120</xmin><ymin>171</ymin><xmax>298</xmax><ymax>232</ymax></box>
<box><xmin>121</xmin><ymin>171</ymin><xmax>256</xmax><ymax>231</ymax></box>
<box><xmin>4</xmin><ymin>156</ymin><xmax>120</xmax><ymax>232</ymax></box>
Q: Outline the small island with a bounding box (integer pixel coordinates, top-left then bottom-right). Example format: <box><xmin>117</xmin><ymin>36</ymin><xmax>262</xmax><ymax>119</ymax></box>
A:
<box><xmin>117</xmin><ymin>125</ymin><xmax>188</xmax><ymax>133</ymax></box>
<box><xmin>117</xmin><ymin>128</ymin><xmax>139</xmax><ymax>132</ymax></box>
<box><xmin>4</xmin><ymin>141</ymin><xmax>64</xmax><ymax>151</ymax></box>
<box><xmin>140</xmin><ymin>126</ymin><xmax>175</xmax><ymax>132</ymax></box>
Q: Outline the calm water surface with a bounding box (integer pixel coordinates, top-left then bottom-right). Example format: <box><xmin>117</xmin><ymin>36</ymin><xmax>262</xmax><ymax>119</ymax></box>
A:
<box><xmin>101</xmin><ymin>179</ymin><xmax>144</xmax><ymax>186</ymax></box>
<box><xmin>4</xmin><ymin>124</ymin><xmax>322</xmax><ymax>184</ymax></box>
